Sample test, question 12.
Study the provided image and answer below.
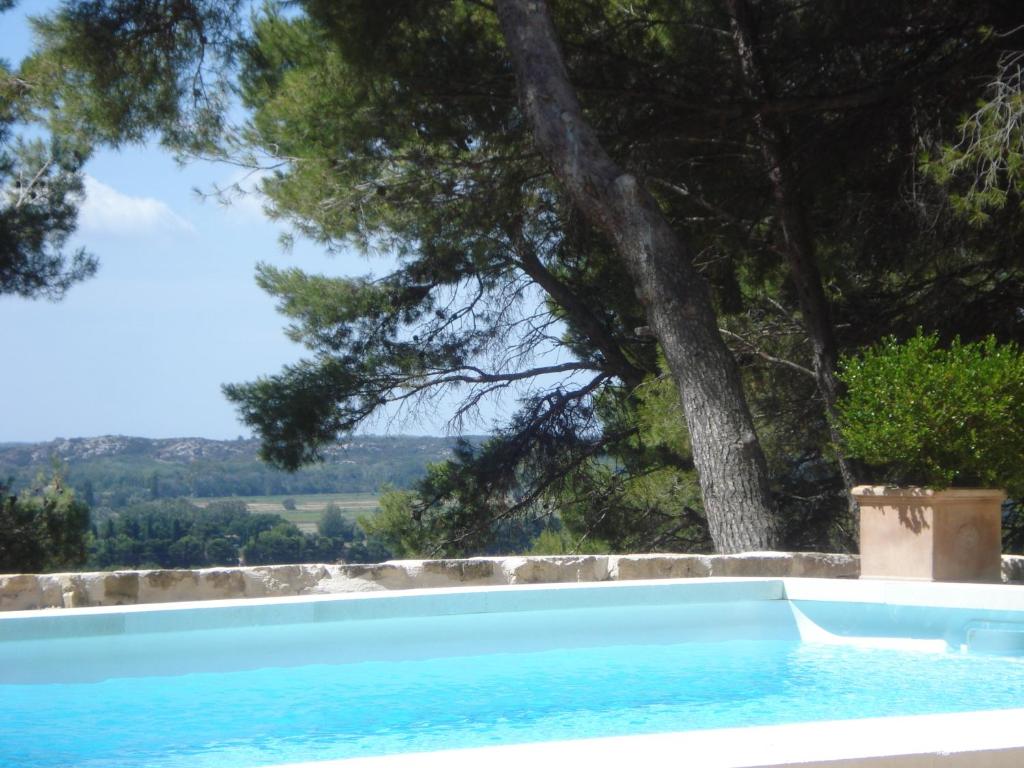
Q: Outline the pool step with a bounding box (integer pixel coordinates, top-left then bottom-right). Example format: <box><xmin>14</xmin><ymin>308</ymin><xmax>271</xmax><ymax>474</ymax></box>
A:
<box><xmin>965</xmin><ymin>625</ymin><xmax>1024</xmax><ymax>655</ymax></box>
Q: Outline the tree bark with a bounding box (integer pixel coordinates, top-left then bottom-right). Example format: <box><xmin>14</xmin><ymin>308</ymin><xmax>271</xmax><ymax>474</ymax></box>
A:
<box><xmin>495</xmin><ymin>0</ymin><xmax>778</xmax><ymax>553</ymax></box>
<box><xmin>724</xmin><ymin>0</ymin><xmax>860</xmax><ymax>509</ymax></box>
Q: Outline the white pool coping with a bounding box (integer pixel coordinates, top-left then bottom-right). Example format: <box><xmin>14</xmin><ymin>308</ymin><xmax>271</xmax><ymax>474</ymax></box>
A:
<box><xmin>7</xmin><ymin>577</ymin><xmax>1024</xmax><ymax>768</ymax></box>
<box><xmin>7</xmin><ymin>574</ymin><xmax>1024</xmax><ymax>616</ymax></box>
<box><xmin>269</xmin><ymin>708</ymin><xmax>1024</xmax><ymax>768</ymax></box>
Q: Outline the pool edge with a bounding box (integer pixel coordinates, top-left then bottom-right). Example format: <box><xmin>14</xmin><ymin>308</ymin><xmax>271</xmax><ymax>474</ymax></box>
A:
<box><xmin>0</xmin><ymin>577</ymin><xmax>788</xmax><ymax>641</ymax></box>
<box><xmin>264</xmin><ymin>708</ymin><xmax>1024</xmax><ymax>768</ymax></box>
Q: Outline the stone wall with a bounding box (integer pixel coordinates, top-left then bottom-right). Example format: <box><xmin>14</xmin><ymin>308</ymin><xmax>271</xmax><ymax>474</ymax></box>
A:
<box><xmin>1</xmin><ymin>552</ymin><xmax>844</xmax><ymax>611</ymax></box>
<box><xmin>2</xmin><ymin>551</ymin><xmax>1021</xmax><ymax>612</ymax></box>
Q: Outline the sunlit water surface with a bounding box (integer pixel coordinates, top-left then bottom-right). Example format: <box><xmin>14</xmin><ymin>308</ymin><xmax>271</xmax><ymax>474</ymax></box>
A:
<box><xmin>5</xmin><ymin>637</ymin><xmax>1024</xmax><ymax>768</ymax></box>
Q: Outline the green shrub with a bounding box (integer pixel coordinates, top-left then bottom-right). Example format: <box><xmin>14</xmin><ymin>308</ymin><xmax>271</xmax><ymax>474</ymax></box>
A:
<box><xmin>836</xmin><ymin>331</ymin><xmax>1024</xmax><ymax>497</ymax></box>
<box><xmin>528</xmin><ymin>527</ymin><xmax>609</xmax><ymax>556</ymax></box>
<box><xmin>0</xmin><ymin>476</ymin><xmax>90</xmax><ymax>573</ymax></box>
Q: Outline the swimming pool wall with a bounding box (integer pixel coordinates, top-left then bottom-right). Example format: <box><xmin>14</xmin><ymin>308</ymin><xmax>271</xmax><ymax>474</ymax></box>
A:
<box><xmin>5</xmin><ymin>576</ymin><xmax>1024</xmax><ymax>647</ymax></box>
<box><xmin>6</xmin><ymin>577</ymin><xmax>1024</xmax><ymax>684</ymax></box>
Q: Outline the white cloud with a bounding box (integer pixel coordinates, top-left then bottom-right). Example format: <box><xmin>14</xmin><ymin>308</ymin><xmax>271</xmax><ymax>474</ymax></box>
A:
<box><xmin>79</xmin><ymin>176</ymin><xmax>195</xmax><ymax>236</ymax></box>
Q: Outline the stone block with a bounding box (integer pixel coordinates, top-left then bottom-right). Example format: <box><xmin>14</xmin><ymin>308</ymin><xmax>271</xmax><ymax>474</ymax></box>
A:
<box><xmin>289</xmin><ymin>564</ymin><xmax>331</xmax><ymax>594</ymax></box>
<box><xmin>102</xmin><ymin>572</ymin><xmax>140</xmax><ymax>604</ymax></box>
<box><xmin>196</xmin><ymin>569</ymin><xmax>246</xmax><ymax>600</ymax></box>
<box><xmin>609</xmin><ymin>554</ymin><xmax>711</xmax><ymax>580</ymax></box>
<box><xmin>335</xmin><ymin>562</ymin><xmax>417</xmax><ymax>590</ymax></box>
<box><xmin>138</xmin><ymin>570</ymin><xmax>200</xmax><ymax>603</ymax></box>
<box><xmin>309</xmin><ymin>564</ymin><xmax>387</xmax><ymax>593</ymax></box>
<box><xmin>709</xmin><ymin>552</ymin><xmax>795</xmax><ymax>577</ymax></box>
<box><xmin>788</xmin><ymin>552</ymin><xmax>859</xmax><ymax>578</ymax></box>
<box><xmin>241</xmin><ymin>565</ymin><xmax>331</xmax><ymax>597</ymax></box>
<box><xmin>0</xmin><ymin>573</ymin><xmax>48</xmax><ymax>611</ymax></box>
<box><xmin>421</xmin><ymin>558</ymin><xmax>499</xmax><ymax>585</ymax></box>
<box><xmin>58</xmin><ymin>574</ymin><xmax>93</xmax><ymax>608</ymax></box>
<box><xmin>503</xmin><ymin>555</ymin><xmax>610</xmax><ymax>584</ymax></box>
<box><xmin>35</xmin><ymin>575</ymin><xmax>66</xmax><ymax>609</ymax></box>
<box><xmin>391</xmin><ymin>560</ymin><xmax>456</xmax><ymax>589</ymax></box>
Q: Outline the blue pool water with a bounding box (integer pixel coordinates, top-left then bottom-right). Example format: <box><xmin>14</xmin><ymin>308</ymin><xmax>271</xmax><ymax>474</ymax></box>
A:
<box><xmin>4</xmin><ymin>600</ymin><xmax>1024</xmax><ymax>768</ymax></box>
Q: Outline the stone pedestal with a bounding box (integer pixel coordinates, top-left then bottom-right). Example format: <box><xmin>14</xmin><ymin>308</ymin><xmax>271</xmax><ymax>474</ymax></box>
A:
<box><xmin>854</xmin><ymin>486</ymin><xmax>1005</xmax><ymax>582</ymax></box>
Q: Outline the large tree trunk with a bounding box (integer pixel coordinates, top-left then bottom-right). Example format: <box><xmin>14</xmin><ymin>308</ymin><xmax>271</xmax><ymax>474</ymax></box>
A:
<box><xmin>495</xmin><ymin>0</ymin><xmax>779</xmax><ymax>553</ymax></box>
<box><xmin>724</xmin><ymin>0</ymin><xmax>860</xmax><ymax>510</ymax></box>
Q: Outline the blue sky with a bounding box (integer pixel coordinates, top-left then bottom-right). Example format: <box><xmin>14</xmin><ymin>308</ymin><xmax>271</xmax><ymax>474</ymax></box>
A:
<box><xmin>0</xmin><ymin>1</ymin><xmax>465</xmax><ymax>442</ymax></box>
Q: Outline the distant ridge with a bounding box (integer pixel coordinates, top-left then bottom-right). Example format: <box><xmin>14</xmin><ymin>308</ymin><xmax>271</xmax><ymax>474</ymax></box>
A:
<box><xmin>0</xmin><ymin>434</ymin><xmax>473</xmax><ymax>466</ymax></box>
<box><xmin>0</xmin><ymin>434</ymin><xmax>483</xmax><ymax>506</ymax></box>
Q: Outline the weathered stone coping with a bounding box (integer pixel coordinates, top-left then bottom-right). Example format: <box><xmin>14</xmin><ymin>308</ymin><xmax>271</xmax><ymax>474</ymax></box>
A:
<box><xmin>1</xmin><ymin>551</ymin><xmax>854</xmax><ymax>611</ymax></box>
<box><xmin>1</xmin><ymin>551</ymin><xmax>1021</xmax><ymax>612</ymax></box>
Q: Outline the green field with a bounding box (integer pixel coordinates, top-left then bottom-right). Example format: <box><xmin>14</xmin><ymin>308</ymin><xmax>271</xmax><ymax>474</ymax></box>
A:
<box><xmin>192</xmin><ymin>492</ymin><xmax>380</xmax><ymax>532</ymax></box>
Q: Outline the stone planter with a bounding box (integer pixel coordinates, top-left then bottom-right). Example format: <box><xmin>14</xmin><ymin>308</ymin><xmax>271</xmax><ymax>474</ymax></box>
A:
<box><xmin>854</xmin><ymin>485</ymin><xmax>1005</xmax><ymax>582</ymax></box>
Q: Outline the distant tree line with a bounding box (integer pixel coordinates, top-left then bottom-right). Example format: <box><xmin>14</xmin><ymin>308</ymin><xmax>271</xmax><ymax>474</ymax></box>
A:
<box><xmin>1</xmin><ymin>469</ymin><xmax>581</xmax><ymax>573</ymax></box>
<box><xmin>0</xmin><ymin>475</ymin><xmax>394</xmax><ymax>573</ymax></box>
<box><xmin>87</xmin><ymin>499</ymin><xmax>391</xmax><ymax>570</ymax></box>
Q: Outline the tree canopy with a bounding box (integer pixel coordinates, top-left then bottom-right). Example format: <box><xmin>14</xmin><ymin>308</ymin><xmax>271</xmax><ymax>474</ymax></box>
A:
<box><xmin>1</xmin><ymin>10</ymin><xmax>96</xmax><ymax>301</ymax></box>
<box><xmin>0</xmin><ymin>473</ymin><xmax>90</xmax><ymax>573</ymax></box>
<box><xmin>23</xmin><ymin>0</ymin><xmax>1024</xmax><ymax>555</ymax></box>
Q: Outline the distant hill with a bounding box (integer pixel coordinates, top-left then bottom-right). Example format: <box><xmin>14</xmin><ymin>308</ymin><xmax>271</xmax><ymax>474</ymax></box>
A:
<box><xmin>0</xmin><ymin>435</ymin><xmax>479</xmax><ymax>508</ymax></box>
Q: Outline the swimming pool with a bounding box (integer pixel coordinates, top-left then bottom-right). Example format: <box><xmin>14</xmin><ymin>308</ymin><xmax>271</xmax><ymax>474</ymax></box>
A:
<box><xmin>4</xmin><ymin>578</ymin><xmax>1024</xmax><ymax>767</ymax></box>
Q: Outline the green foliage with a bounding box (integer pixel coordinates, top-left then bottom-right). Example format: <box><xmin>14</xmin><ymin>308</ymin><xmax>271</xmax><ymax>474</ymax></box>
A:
<box><xmin>1</xmin><ymin>56</ymin><xmax>96</xmax><ymax>299</ymax></box>
<box><xmin>632</xmin><ymin>371</ymin><xmax>690</xmax><ymax>457</ymax></box>
<box><xmin>0</xmin><ymin>474</ymin><xmax>90</xmax><ymax>573</ymax></box>
<box><xmin>21</xmin><ymin>0</ymin><xmax>1024</xmax><ymax>556</ymax></box>
<box><xmin>204</xmin><ymin>536</ymin><xmax>237</xmax><ymax>564</ymax></box>
<box><xmin>343</xmin><ymin>535</ymin><xmax>393</xmax><ymax>565</ymax></box>
<box><xmin>216</xmin><ymin>0</ymin><xmax>1024</xmax><ymax>556</ymax></box>
<box><xmin>281</xmin><ymin>497</ymin><xmax>296</xmax><ymax>511</ymax></box>
<box><xmin>357</xmin><ymin>489</ymin><xmax>430</xmax><ymax>559</ymax></box>
<box><xmin>356</xmin><ymin>480</ymin><xmax>550</xmax><ymax>559</ymax></box>
<box><xmin>540</xmin><ymin>374</ymin><xmax>708</xmax><ymax>553</ymax></box>
<box><xmin>527</xmin><ymin>526</ymin><xmax>609</xmax><ymax>556</ymax></box>
<box><xmin>214</xmin><ymin>3</ymin><xmax>660</xmax><ymax>474</ymax></box>
<box><xmin>89</xmin><ymin>498</ymin><xmax>240</xmax><ymax>569</ymax></box>
<box><xmin>167</xmin><ymin>534</ymin><xmax>205</xmax><ymax>568</ymax></box>
<box><xmin>922</xmin><ymin>52</ymin><xmax>1024</xmax><ymax>225</ymax></box>
<box><xmin>837</xmin><ymin>331</ymin><xmax>1024</xmax><ymax>496</ymax></box>
<box><xmin>86</xmin><ymin>497</ymin><xmax>370</xmax><ymax>569</ymax></box>
<box><xmin>26</xmin><ymin>0</ymin><xmax>242</xmax><ymax>152</ymax></box>
<box><xmin>318</xmin><ymin>502</ymin><xmax>356</xmax><ymax>541</ymax></box>
<box><xmin>554</xmin><ymin>461</ymin><xmax>708</xmax><ymax>554</ymax></box>
<box><xmin>243</xmin><ymin>522</ymin><xmax>305</xmax><ymax>565</ymax></box>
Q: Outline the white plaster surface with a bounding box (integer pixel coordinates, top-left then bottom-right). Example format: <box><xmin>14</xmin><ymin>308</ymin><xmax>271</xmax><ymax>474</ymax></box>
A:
<box><xmin>265</xmin><ymin>709</ymin><xmax>1024</xmax><ymax>768</ymax></box>
<box><xmin>783</xmin><ymin>576</ymin><xmax>1024</xmax><ymax>611</ymax></box>
<box><xmin>0</xmin><ymin>577</ymin><xmax>789</xmax><ymax>640</ymax></box>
